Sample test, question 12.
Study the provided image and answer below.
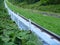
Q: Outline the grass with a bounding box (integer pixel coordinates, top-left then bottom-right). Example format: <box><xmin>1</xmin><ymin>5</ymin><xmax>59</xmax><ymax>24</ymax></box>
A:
<box><xmin>6</xmin><ymin>0</ymin><xmax>60</xmax><ymax>36</ymax></box>
<box><xmin>38</xmin><ymin>5</ymin><xmax>60</xmax><ymax>13</ymax></box>
<box><xmin>11</xmin><ymin>1</ymin><xmax>60</xmax><ymax>13</ymax></box>
<box><xmin>0</xmin><ymin>1</ymin><xmax>42</xmax><ymax>45</ymax></box>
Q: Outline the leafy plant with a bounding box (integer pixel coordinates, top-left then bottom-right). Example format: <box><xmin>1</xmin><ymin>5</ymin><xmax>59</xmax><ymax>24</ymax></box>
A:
<box><xmin>0</xmin><ymin>0</ymin><xmax>42</xmax><ymax>45</ymax></box>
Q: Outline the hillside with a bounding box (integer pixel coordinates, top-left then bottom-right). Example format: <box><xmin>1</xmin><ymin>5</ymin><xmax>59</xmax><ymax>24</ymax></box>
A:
<box><xmin>9</xmin><ymin>0</ymin><xmax>60</xmax><ymax>13</ymax></box>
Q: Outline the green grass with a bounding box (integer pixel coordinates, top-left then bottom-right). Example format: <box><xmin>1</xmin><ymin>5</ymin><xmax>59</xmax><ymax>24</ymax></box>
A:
<box><xmin>23</xmin><ymin>4</ymin><xmax>60</xmax><ymax>13</ymax></box>
<box><xmin>0</xmin><ymin>1</ymin><xmax>42</xmax><ymax>45</ymax></box>
<box><xmin>6</xmin><ymin>1</ymin><xmax>60</xmax><ymax>36</ymax></box>
<box><xmin>38</xmin><ymin>5</ymin><xmax>60</xmax><ymax>13</ymax></box>
<box><xmin>11</xmin><ymin>1</ymin><xmax>60</xmax><ymax>13</ymax></box>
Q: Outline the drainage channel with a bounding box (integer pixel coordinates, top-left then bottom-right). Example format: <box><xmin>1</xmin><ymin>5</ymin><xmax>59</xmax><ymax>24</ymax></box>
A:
<box><xmin>4</xmin><ymin>1</ymin><xmax>60</xmax><ymax>45</ymax></box>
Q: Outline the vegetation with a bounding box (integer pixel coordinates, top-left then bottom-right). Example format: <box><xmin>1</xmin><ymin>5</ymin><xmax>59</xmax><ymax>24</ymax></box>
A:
<box><xmin>0</xmin><ymin>0</ymin><xmax>42</xmax><ymax>45</ymax></box>
<box><xmin>9</xmin><ymin>0</ymin><xmax>60</xmax><ymax>4</ymax></box>
<box><xmin>6</xmin><ymin>0</ymin><xmax>60</xmax><ymax>36</ymax></box>
<box><xmin>9</xmin><ymin>0</ymin><xmax>60</xmax><ymax>13</ymax></box>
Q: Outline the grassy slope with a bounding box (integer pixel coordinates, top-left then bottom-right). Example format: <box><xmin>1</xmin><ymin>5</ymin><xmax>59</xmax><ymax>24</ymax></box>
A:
<box><xmin>0</xmin><ymin>1</ymin><xmax>42</xmax><ymax>45</ymax></box>
<box><xmin>13</xmin><ymin>1</ymin><xmax>60</xmax><ymax>13</ymax></box>
<box><xmin>6</xmin><ymin>1</ymin><xmax>60</xmax><ymax>36</ymax></box>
